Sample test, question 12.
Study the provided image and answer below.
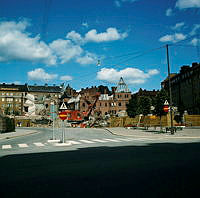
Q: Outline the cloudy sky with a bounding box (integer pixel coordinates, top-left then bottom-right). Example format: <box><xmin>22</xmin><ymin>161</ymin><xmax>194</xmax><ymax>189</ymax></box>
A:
<box><xmin>0</xmin><ymin>0</ymin><xmax>199</xmax><ymax>92</ymax></box>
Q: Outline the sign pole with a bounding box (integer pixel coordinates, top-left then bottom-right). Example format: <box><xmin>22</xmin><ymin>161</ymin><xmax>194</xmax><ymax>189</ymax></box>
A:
<box><xmin>52</xmin><ymin>103</ymin><xmax>55</xmax><ymax>140</ymax></box>
<box><xmin>62</xmin><ymin>120</ymin><xmax>65</xmax><ymax>143</ymax></box>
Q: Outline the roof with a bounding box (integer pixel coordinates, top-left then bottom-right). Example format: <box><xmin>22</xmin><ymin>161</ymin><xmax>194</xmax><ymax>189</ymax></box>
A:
<box><xmin>115</xmin><ymin>77</ymin><xmax>130</xmax><ymax>93</ymax></box>
<box><xmin>0</xmin><ymin>83</ymin><xmax>28</xmax><ymax>92</ymax></box>
<box><xmin>27</xmin><ymin>85</ymin><xmax>62</xmax><ymax>93</ymax></box>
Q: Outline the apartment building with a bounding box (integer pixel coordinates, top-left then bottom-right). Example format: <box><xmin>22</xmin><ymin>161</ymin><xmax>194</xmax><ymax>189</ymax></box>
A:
<box><xmin>0</xmin><ymin>83</ymin><xmax>63</xmax><ymax>116</ymax></box>
<box><xmin>161</xmin><ymin>62</ymin><xmax>200</xmax><ymax>114</ymax></box>
<box><xmin>0</xmin><ymin>83</ymin><xmax>27</xmax><ymax>115</ymax></box>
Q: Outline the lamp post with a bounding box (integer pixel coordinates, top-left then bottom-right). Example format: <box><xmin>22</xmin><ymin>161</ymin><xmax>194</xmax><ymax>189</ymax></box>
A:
<box><xmin>166</xmin><ymin>44</ymin><xmax>174</xmax><ymax>134</ymax></box>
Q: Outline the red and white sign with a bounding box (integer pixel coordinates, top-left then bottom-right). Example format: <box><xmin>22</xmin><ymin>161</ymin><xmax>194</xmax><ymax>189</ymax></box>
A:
<box><xmin>163</xmin><ymin>105</ymin><xmax>169</xmax><ymax>113</ymax></box>
<box><xmin>59</xmin><ymin>111</ymin><xmax>68</xmax><ymax>121</ymax></box>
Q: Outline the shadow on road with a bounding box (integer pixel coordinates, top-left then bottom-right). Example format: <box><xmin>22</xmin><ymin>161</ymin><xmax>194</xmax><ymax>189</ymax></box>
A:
<box><xmin>1</xmin><ymin>142</ymin><xmax>200</xmax><ymax>197</ymax></box>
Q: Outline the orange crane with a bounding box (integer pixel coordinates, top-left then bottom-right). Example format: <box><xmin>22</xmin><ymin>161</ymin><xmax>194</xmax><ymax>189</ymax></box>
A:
<box><xmin>64</xmin><ymin>92</ymin><xmax>100</xmax><ymax>127</ymax></box>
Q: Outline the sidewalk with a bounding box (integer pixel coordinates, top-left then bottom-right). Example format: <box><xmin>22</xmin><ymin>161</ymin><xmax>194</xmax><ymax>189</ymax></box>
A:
<box><xmin>0</xmin><ymin>128</ymin><xmax>38</xmax><ymax>140</ymax></box>
<box><xmin>105</xmin><ymin>127</ymin><xmax>200</xmax><ymax>138</ymax></box>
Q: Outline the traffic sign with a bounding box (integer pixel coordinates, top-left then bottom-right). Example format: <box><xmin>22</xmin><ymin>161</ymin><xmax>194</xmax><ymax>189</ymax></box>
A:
<box><xmin>59</xmin><ymin>111</ymin><xmax>68</xmax><ymax>121</ymax></box>
<box><xmin>163</xmin><ymin>105</ymin><xmax>169</xmax><ymax>113</ymax></box>
<box><xmin>164</xmin><ymin>100</ymin><xmax>169</xmax><ymax>105</ymax></box>
<box><xmin>59</xmin><ymin>102</ymin><xmax>67</xmax><ymax>110</ymax></box>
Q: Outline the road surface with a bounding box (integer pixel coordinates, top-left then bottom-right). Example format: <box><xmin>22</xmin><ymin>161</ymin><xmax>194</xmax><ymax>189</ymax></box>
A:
<box><xmin>0</xmin><ymin>127</ymin><xmax>200</xmax><ymax>197</ymax></box>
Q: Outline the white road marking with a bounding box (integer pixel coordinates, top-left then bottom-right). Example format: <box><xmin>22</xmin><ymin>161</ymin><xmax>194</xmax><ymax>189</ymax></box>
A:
<box><xmin>54</xmin><ymin>142</ymin><xmax>71</xmax><ymax>146</ymax></box>
<box><xmin>2</xmin><ymin>145</ymin><xmax>12</xmax><ymax>149</ymax></box>
<box><xmin>47</xmin><ymin>139</ymin><xmax>60</xmax><ymax>143</ymax></box>
<box><xmin>18</xmin><ymin>143</ymin><xmax>28</xmax><ymax>148</ymax></box>
<box><xmin>79</xmin><ymin>140</ymin><xmax>95</xmax><ymax>144</ymax></box>
<box><xmin>67</xmin><ymin>140</ymin><xmax>82</xmax><ymax>145</ymax></box>
<box><xmin>103</xmin><ymin>138</ymin><xmax>121</xmax><ymax>142</ymax></box>
<box><xmin>115</xmin><ymin>138</ymin><xmax>135</xmax><ymax>142</ymax></box>
<box><xmin>34</xmin><ymin>142</ymin><xmax>45</xmax><ymax>147</ymax></box>
<box><xmin>91</xmin><ymin>139</ymin><xmax>109</xmax><ymax>143</ymax></box>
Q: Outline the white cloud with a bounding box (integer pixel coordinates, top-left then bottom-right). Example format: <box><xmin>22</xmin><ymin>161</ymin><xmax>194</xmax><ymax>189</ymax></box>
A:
<box><xmin>0</xmin><ymin>20</ymin><xmax>56</xmax><ymax>65</ymax></box>
<box><xmin>190</xmin><ymin>24</ymin><xmax>200</xmax><ymax>36</ymax></box>
<box><xmin>60</xmin><ymin>75</ymin><xmax>73</xmax><ymax>81</ymax></box>
<box><xmin>166</xmin><ymin>8</ymin><xmax>173</xmax><ymax>16</ymax></box>
<box><xmin>96</xmin><ymin>67</ymin><xmax>159</xmax><ymax>85</ymax></box>
<box><xmin>66</xmin><ymin>31</ymin><xmax>84</xmax><ymax>44</ymax></box>
<box><xmin>28</xmin><ymin>68</ymin><xmax>58</xmax><ymax>81</ymax></box>
<box><xmin>76</xmin><ymin>52</ymin><xmax>97</xmax><ymax>65</ymax></box>
<box><xmin>115</xmin><ymin>0</ymin><xmax>121</xmax><ymax>7</ymax></box>
<box><xmin>0</xmin><ymin>19</ymin><xmax>128</xmax><ymax>67</ymax></box>
<box><xmin>176</xmin><ymin>0</ymin><xmax>200</xmax><ymax>9</ymax></box>
<box><xmin>159</xmin><ymin>33</ymin><xmax>186</xmax><ymax>43</ymax></box>
<box><xmin>82</xmin><ymin>22</ymin><xmax>89</xmax><ymax>28</ymax></box>
<box><xmin>114</xmin><ymin>0</ymin><xmax>138</xmax><ymax>7</ymax></box>
<box><xmin>190</xmin><ymin>38</ymin><xmax>199</xmax><ymax>46</ymax></box>
<box><xmin>171</xmin><ymin>22</ymin><xmax>185</xmax><ymax>30</ymax></box>
<box><xmin>85</xmin><ymin>27</ymin><xmax>128</xmax><ymax>43</ymax></box>
<box><xmin>50</xmin><ymin>39</ymin><xmax>83</xmax><ymax>64</ymax></box>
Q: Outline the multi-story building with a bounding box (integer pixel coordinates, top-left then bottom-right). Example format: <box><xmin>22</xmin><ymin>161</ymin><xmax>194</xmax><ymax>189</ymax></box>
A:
<box><xmin>161</xmin><ymin>62</ymin><xmax>200</xmax><ymax>114</ymax></box>
<box><xmin>79</xmin><ymin>77</ymin><xmax>132</xmax><ymax>116</ymax></box>
<box><xmin>0</xmin><ymin>83</ymin><xmax>28</xmax><ymax>115</ymax></box>
<box><xmin>0</xmin><ymin>83</ymin><xmax>63</xmax><ymax>116</ymax></box>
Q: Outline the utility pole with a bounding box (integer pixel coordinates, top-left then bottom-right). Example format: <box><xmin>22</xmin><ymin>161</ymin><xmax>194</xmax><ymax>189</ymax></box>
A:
<box><xmin>166</xmin><ymin>44</ymin><xmax>174</xmax><ymax>134</ymax></box>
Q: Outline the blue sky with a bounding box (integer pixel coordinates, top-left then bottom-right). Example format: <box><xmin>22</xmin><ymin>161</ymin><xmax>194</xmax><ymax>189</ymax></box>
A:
<box><xmin>0</xmin><ymin>0</ymin><xmax>199</xmax><ymax>92</ymax></box>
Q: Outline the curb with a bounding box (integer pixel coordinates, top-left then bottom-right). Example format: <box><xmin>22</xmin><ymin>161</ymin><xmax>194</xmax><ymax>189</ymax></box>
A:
<box><xmin>0</xmin><ymin>130</ymin><xmax>39</xmax><ymax>140</ymax></box>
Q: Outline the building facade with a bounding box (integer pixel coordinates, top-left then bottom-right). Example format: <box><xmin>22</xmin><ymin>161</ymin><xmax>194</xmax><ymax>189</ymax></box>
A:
<box><xmin>79</xmin><ymin>77</ymin><xmax>132</xmax><ymax>116</ymax></box>
<box><xmin>0</xmin><ymin>83</ymin><xmax>63</xmax><ymax>116</ymax></box>
<box><xmin>161</xmin><ymin>62</ymin><xmax>200</xmax><ymax>114</ymax></box>
<box><xmin>0</xmin><ymin>83</ymin><xmax>27</xmax><ymax>115</ymax></box>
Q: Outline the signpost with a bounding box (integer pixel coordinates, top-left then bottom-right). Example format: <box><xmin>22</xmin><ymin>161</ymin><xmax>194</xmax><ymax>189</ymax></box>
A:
<box><xmin>59</xmin><ymin>102</ymin><xmax>68</xmax><ymax>143</ymax></box>
<box><xmin>48</xmin><ymin>102</ymin><xmax>60</xmax><ymax>143</ymax></box>
<box><xmin>163</xmin><ymin>100</ymin><xmax>169</xmax><ymax>113</ymax></box>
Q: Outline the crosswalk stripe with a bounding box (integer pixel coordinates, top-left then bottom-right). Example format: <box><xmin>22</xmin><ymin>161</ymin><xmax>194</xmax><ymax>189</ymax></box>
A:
<box><xmin>2</xmin><ymin>145</ymin><xmax>12</xmax><ymax>149</ymax></box>
<box><xmin>34</xmin><ymin>142</ymin><xmax>45</xmax><ymax>147</ymax></box>
<box><xmin>79</xmin><ymin>140</ymin><xmax>95</xmax><ymax>144</ymax></box>
<box><xmin>91</xmin><ymin>139</ymin><xmax>109</xmax><ymax>143</ymax></box>
<box><xmin>103</xmin><ymin>138</ymin><xmax>121</xmax><ymax>142</ymax></box>
<box><xmin>67</xmin><ymin>140</ymin><xmax>82</xmax><ymax>145</ymax></box>
<box><xmin>18</xmin><ymin>143</ymin><xmax>28</xmax><ymax>148</ymax></box>
<box><xmin>115</xmin><ymin>138</ymin><xmax>134</xmax><ymax>142</ymax></box>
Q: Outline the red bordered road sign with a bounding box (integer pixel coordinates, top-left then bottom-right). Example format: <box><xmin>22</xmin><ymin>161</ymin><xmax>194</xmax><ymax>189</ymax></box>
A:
<box><xmin>163</xmin><ymin>105</ymin><xmax>169</xmax><ymax>113</ymax></box>
<box><xmin>59</xmin><ymin>111</ymin><xmax>67</xmax><ymax>121</ymax></box>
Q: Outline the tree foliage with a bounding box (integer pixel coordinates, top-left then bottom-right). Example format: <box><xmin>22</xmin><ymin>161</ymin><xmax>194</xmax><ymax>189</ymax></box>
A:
<box><xmin>126</xmin><ymin>95</ymin><xmax>151</xmax><ymax>118</ymax></box>
<box><xmin>154</xmin><ymin>89</ymin><xmax>169</xmax><ymax>117</ymax></box>
<box><xmin>126</xmin><ymin>96</ymin><xmax>138</xmax><ymax>118</ymax></box>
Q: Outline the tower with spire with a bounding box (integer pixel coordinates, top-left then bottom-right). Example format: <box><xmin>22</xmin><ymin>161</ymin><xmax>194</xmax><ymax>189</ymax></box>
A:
<box><xmin>115</xmin><ymin>77</ymin><xmax>130</xmax><ymax>93</ymax></box>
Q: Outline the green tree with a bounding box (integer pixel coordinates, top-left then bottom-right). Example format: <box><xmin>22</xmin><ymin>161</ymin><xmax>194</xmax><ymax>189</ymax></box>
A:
<box><xmin>138</xmin><ymin>96</ymin><xmax>151</xmax><ymax>116</ymax></box>
<box><xmin>4</xmin><ymin>107</ymin><xmax>11</xmax><ymax>115</ymax></box>
<box><xmin>137</xmin><ymin>96</ymin><xmax>151</xmax><ymax>129</ymax></box>
<box><xmin>126</xmin><ymin>96</ymin><xmax>138</xmax><ymax>118</ymax></box>
<box><xmin>154</xmin><ymin>89</ymin><xmax>169</xmax><ymax>130</ymax></box>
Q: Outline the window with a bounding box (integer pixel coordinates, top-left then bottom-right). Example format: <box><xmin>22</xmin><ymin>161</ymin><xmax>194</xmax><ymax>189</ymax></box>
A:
<box><xmin>2</xmin><ymin>98</ymin><xmax>5</xmax><ymax>102</ymax></box>
<box><xmin>105</xmin><ymin>103</ymin><xmax>107</xmax><ymax>107</ymax></box>
<box><xmin>119</xmin><ymin>102</ymin><xmax>121</xmax><ymax>106</ymax></box>
<box><xmin>7</xmin><ymin>98</ymin><xmax>13</xmax><ymax>102</ymax></box>
<box><xmin>82</xmin><ymin>103</ymin><xmax>85</xmax><ymax>107</ymax></box>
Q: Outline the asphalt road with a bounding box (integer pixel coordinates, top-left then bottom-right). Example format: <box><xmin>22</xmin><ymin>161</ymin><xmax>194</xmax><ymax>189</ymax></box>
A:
<box><xmin>0</xmin><ymin>128</ymin><xmax>200</xmax><ymax>197</ymax></box>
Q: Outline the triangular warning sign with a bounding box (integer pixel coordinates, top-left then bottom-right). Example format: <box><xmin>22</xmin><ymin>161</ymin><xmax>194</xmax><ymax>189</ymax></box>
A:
<box><xmin>164</xmin><ymin>100</ymin><xmax>169</xmax><ymax>105</ymax></box>
<box><xmin>59</xmin><ymin>102</ymin><xmax>68</xmax><ymax>110</ymax></box>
